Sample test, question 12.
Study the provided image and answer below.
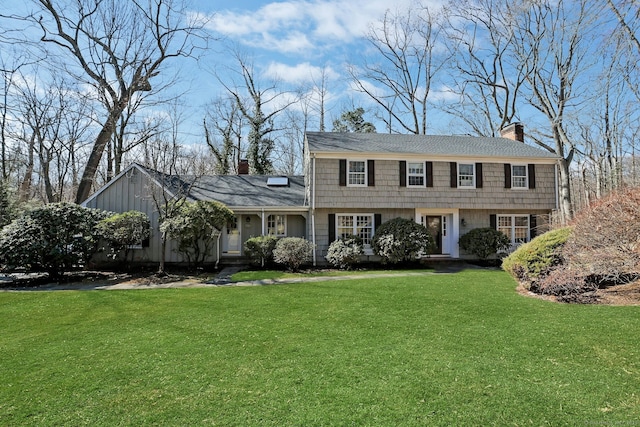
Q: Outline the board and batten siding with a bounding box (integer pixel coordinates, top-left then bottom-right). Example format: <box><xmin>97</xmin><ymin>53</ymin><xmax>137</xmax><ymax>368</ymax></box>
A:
<box><xmin>313</xmin><ymin>158</ymin><xmax>556</xmax><ymax>210</ymax></box>
<box><xmin>84</xmin><ymin>168</ymin><xmax>188</xmax><ymax>263</ymax></box>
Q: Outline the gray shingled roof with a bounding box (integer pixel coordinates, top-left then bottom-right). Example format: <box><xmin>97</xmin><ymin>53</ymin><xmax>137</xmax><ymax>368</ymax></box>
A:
<box><xmin>306</xmin><ymin>132</ymin><xmax>558</xmax><ymax>159</ymax></box>
<box><xmin>139</xmin><ymin>165</ymin><xmax>306</xmax><ymax>208</ymax></box>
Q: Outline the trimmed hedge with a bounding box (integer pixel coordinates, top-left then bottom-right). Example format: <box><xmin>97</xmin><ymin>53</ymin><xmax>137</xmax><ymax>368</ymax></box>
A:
<box><xmin>502</xmin><ymin>226</ymin><xmax>573</xmax><ymax>287</ymax></box>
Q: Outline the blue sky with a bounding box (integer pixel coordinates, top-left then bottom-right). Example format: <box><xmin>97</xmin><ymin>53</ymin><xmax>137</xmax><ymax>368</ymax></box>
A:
<box><xmin>179</xmin><ymin>0</ymin><xmax>446</xmax><ymax>136</ymax></box>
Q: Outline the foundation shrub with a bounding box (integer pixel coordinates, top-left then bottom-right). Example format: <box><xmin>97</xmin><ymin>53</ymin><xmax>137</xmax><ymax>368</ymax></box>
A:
<box><xmin>459</xmin><ymin>227</ymin><xmax>511</xmax><ymax>260</ymax></box>
<box><xmin>502</xmin><ymin>226</ymin><xmax>572</xmax><ymax>287</ymax></box>
<box><xmin>325</xmin><ymin>235</ymin><xmax>364</xmax><ymax>270</ymax></box>
<box><xmin>273</xmin><ymin>237</ymin><xmax>314</xmax><ymax>272</ymax></box>
<box><xmin>244</xmin><ymin>235</ymin><xmax>279</xmax><ymax>267</ymax></box>
<box><xmin>372</xmin><ymin>217</ymin><xmax>433</xmax><ymax>265</ymax></box>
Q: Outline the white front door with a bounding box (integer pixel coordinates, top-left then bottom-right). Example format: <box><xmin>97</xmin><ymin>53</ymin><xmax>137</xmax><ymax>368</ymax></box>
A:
<box><xmin>223</xmin><ymin>216</ymin><xmax>241</xmax><ymax>255</ymax></box>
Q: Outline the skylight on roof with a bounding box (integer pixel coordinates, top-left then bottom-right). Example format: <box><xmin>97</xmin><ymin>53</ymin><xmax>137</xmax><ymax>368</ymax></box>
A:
<box><xmin>267</xmin><ymin>177</ymin><xmax>289</xmax><ymax>187</ymax></box>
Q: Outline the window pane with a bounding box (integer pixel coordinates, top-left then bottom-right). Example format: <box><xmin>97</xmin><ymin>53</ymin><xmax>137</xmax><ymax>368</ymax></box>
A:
<box><xmin>349</xmin><ymin>161</ymin><xmax>365</xmax><ymax>172</ymax></box>
<box><xmin>348</xmin><ymin>160</ymin><xmax>366</xmax><ymax>185</ymax></box>
<box><xmin>408</xmin><ymin>176</ymin><xmax>424</xmax><ymax>186</ymax></box>
<box><xmin>336</xmin><ymin>214</ymin><xmax>374</xmax><ymax>245</ymax></box>
<box><xmin>498</xmin><ymin>216</ymin><xmax>512</xmax><ymax>227</ymax></box>
<box><xmin>459</xmin><ymin>164</ymin><xmax>474</xmax><ymax>175</ymax></box>
<box><xmin>408</xmin><ymin>162</ymin><xmax>423</xmax><ymax>174</ymax></box>
<box><xmin>515</xmin><ymin>216</ymin><xmax>529</xmax><ymax>227</ymax></box>
<box><xmin>458</xmin><ymin>164</ymin><xmax>474</xmax><ymax>187</ymax></box>
<box><xmin>512</xmin><ymin>165</ymin><xmax>527</xmax><ymax>188</ymax></box>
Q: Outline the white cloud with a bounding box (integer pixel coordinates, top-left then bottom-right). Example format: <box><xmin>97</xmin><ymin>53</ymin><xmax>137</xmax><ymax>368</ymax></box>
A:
<box><xmin>264</xmin><ymin>61</ymin><xmax>339</xmax><ymax>84</ymax></box>
<box><xmin>203</xmin><ymin>0</ymin><xmax>444</xmax><ymax>54</ymax></box>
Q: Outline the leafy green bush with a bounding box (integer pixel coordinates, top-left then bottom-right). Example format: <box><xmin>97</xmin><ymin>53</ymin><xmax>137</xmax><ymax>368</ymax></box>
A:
<box><xmin>273</xmin><ymin>237</ymin><xmax>314</xmax><ymax>272</ymax></box>
<box><xmin>325</xmin><ymin>235</ymin><xmax>364</xmax><ymax>270</ymax></box>
<box><xmin>0</xmin><ymin>202</ymin><xmax>109</xmax><ymax>278</ymax></box>
<box><xmin>160</xmin><ymin>200</ymin><xmax>234</xmax><ymax>267</ymax></box>
<box><xmin>459</xmin><ymin>227</ymin><xmax>511</xmax><ymax>260</ymax></box>
<box><xmin>371</xmin><ymin>217</ymin><xmax>433</xmax><ymax>265</ymax></box>
<box><xmin>502</xmin><ymin>226</ymin><xmax>573</xmax><ymax>286</ymax></box>
<box><xmin>96</xmin><ymin>211</ymin><xmax>151</xmax><ymax>262</ymax></box>
<box><xmin>244</xmin><ymin>235</ymin><xmax>279</xmax><ymax>267</ymax></box>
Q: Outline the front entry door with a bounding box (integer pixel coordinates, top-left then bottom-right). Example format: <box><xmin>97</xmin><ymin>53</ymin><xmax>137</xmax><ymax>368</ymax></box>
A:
<box><xmin>426</xmin><ymin>216</ymin><xmax>443</xmax><ymax>255</ymax></box>
<box><xmin>223</xmin><ymin>216</ymin><xmax>241</xmax><ymax>255</ymax></box>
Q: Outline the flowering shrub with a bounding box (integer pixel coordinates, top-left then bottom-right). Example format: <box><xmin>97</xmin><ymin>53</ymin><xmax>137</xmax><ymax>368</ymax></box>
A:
<box><xmin>371</xmin><ymin>217</ymin><xmax>433</xmax><ymax>264</ymax></box>
<box><xmin>326</xmin><ymin>235</ymin><xmax>364</xmax><ymax>270</ymax></box>
<box><xmin>273</xmin><ymin>237</ymin><xmax>314</xmax><ymax>271</ymax></box>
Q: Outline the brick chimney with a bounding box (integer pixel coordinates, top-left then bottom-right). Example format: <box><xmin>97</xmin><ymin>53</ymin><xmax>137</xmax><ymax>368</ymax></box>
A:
<box><xmin>500</xmin><ymin>123</ymin><xmax>524</xmax><ymax>142</ymax></box>
<box><xmin>238</xmin><ymin>159</ymin><xmax>249</xmax><ymax>175</ymax></box>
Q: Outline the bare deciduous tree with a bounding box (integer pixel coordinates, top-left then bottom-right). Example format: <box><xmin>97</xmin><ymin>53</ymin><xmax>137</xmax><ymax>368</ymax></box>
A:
<box><xmin>443</xmin><ymin>0</ymin><xmax>530</xmax><ymax>136</ymax></box>
<box><xmin>217</xmin><ymin>51</ymin><xmax>298</xmax><ymax>174</ymax></box>
<box><xmin>349</xmin><ymin>6</ymin><xmax>448</xmax><ymax>134</ymax></box>
<box><xmin>19</xmin><ymin>0</ymin><xmax>206</xmax><ymax>203</ymax></box>
<box><xmin>509</xmin><ymin>0</ymin><xmax>602</xmax><ymax>222</ymax></box>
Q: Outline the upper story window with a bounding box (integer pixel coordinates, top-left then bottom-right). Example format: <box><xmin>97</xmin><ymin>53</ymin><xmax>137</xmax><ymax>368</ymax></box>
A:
<box><xmin>497</xmin><ymin>214</ymin><xmax>530</xmax><ymax>244</ymax></box>
<box><xmin>267</xmin><ymin>214</ymin><xmax>286</xmax><ymax>236</ymax></box>
<box><xmin>512</xmin><ymin>165</ymin><xmax>528</xmax><ymax>189</ymax></box>
<box><xmin>458</xmin><ymin>163</ymin><xmax>475</xmax><ymax>188</ymax></box>
<box><xmin>408</xmin><ymin>162</ymin><xmax>425</xmax><ymax>187</ymax></box>
<box><xmin>348</xmin><ymin>160</ymin><xmax>366</xmax><ymax>186</ymax></box>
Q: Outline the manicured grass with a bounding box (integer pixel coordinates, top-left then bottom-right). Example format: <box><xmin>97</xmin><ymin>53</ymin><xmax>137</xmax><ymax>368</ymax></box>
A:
<box><xmin>2</xmin><ymin>269</ymin><xmax>640</xmax><ymax>425</ymax></box>
<box><xmin>231</xmin><ymin>268</ymin><xmax>434</xmax><ymax>282</ymax></box>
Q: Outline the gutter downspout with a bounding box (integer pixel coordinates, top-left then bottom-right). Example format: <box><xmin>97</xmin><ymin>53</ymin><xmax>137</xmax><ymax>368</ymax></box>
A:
<box><xmin>555</xmin><ymin>161</ymin><xmax>560</xmax><ymax>220</ymax></box>
<box><xmin>312</xmin><ymin>154</ymin><xmax>317</xmax><ymax>266</ymax></box>
<box><xmin>216</xmin><ymin>231</ymin><xmax>222</xmax><ymax>269</ymax></box>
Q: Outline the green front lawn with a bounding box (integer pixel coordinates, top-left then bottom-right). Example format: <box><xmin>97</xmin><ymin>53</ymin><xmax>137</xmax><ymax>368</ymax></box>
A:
<box><xmin>230</xmin><ymin>268</ymin><xmax>434</xmax><ymax>282</ymax></box>
<box><xmin>1</xmin><ymin>269</ymin><xmax>640</xmax><ymax>425</ymax></box>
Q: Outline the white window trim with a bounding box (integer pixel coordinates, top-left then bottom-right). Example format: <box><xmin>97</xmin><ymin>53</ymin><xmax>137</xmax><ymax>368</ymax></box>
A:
<box><xmin>335</xmin><ymin>213</ymin><xmax>375</xmax><ymax>254</ymax></box>
<box><xmin>497</xmin><ymin>214</ymin><xmax>530</xmax><ymax>245</ymax></box>
<box><xmin>458</xmin><ymin>163</ymin><xmax>476</xmax><ymax>189</ymax></box>
<box><xmin>347</xmin><ymin>159</ymin><xmax>367</xmax><ymax>187</ymax></box>
<box><xmin>511</xmin><ymin>164</ymin><xmax>528</xmax><ymax>189</ymax></box>
<box><xmin>266</xmin><ymin>214</ymin><xmax>287</xmax><ymax>237</ymax></box>
<box><xmin>407</xmin><ymin>161</ymin><xmax>426</xmax><ymax>188</ymax></box>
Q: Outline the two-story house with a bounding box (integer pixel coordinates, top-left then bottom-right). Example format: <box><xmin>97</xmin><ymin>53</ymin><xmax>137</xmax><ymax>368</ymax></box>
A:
<box><xmin>304</xmin><ymin>124</ymin><xmax>559</xmax><ymax>263</ymax></box>
<box><xmin>82</xmin><ymin>124</ymin><xmax>559</xmax><ymax>266</ymax></box>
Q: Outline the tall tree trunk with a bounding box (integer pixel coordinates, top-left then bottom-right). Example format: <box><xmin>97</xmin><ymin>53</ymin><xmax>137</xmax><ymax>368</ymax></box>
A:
<box><xmin>558</xmin><ymin>158</ymin><xmax>573</xmax><ymax>224</ymax></box>
<box><xmin>75</xmin><ymin>106</ymin><xmax>124</xmax><ymax>203</ymax></box>
<box><xmin>19</xmin><ymin>134</ymin><xmax>36</xmax><ymax>202</ymax></box>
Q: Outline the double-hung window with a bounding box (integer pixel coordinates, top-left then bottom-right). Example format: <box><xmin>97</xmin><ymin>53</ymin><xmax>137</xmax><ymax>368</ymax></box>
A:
<box><xmin>337</xmin><ymin>213</ymin><xmax>374</xmax><ymax>246</ymax></box>
<box><xmin>408</xmin><ymin>162</ymin><xmax>425</xmax><ymax>187</ymax></box>
<box><xmin>267</xmin><ymin>214</ymin><xmax>286</xmax><ymax>236</ymax></box>
<box><xmin>458</xmin><ymin>163</ymin><xmax>475</xmax><ymax>188</ymax></box>
<box><xmin>497</xmin><ymin>215</ymin><xmax>530</xmax><ymax>244</ymax></box>
<box><xmin>348</xmin><ymin>160</ymin><xmax>366</xmax><ymax>186</ymax></box>
<box><xmin>512</xmin><ymin>165</ymin><xmax>528</xmax><ymax>189</ymax></box>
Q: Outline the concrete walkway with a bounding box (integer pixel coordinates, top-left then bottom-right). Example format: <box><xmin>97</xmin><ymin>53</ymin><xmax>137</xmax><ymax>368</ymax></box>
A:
<box><xmin>1</xmin><ymin>264</ymin><xmax>477</xmax><ymax>291</ymax></box>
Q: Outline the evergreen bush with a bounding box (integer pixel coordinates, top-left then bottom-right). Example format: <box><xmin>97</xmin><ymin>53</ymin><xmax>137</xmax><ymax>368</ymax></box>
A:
<box><xmin>459</xmin><ymin>227</ymin><xmax>511</xmax><ymax>260</ymax></box>
<box><xmin>371</xmin><ymin>217</ymin><xmax>433</xmax><ymax>265</ymax></box>
<box><xmin>244</xmin><ymin>235</ymin><xmax>279</xmax><ymax>267</ymax></box>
